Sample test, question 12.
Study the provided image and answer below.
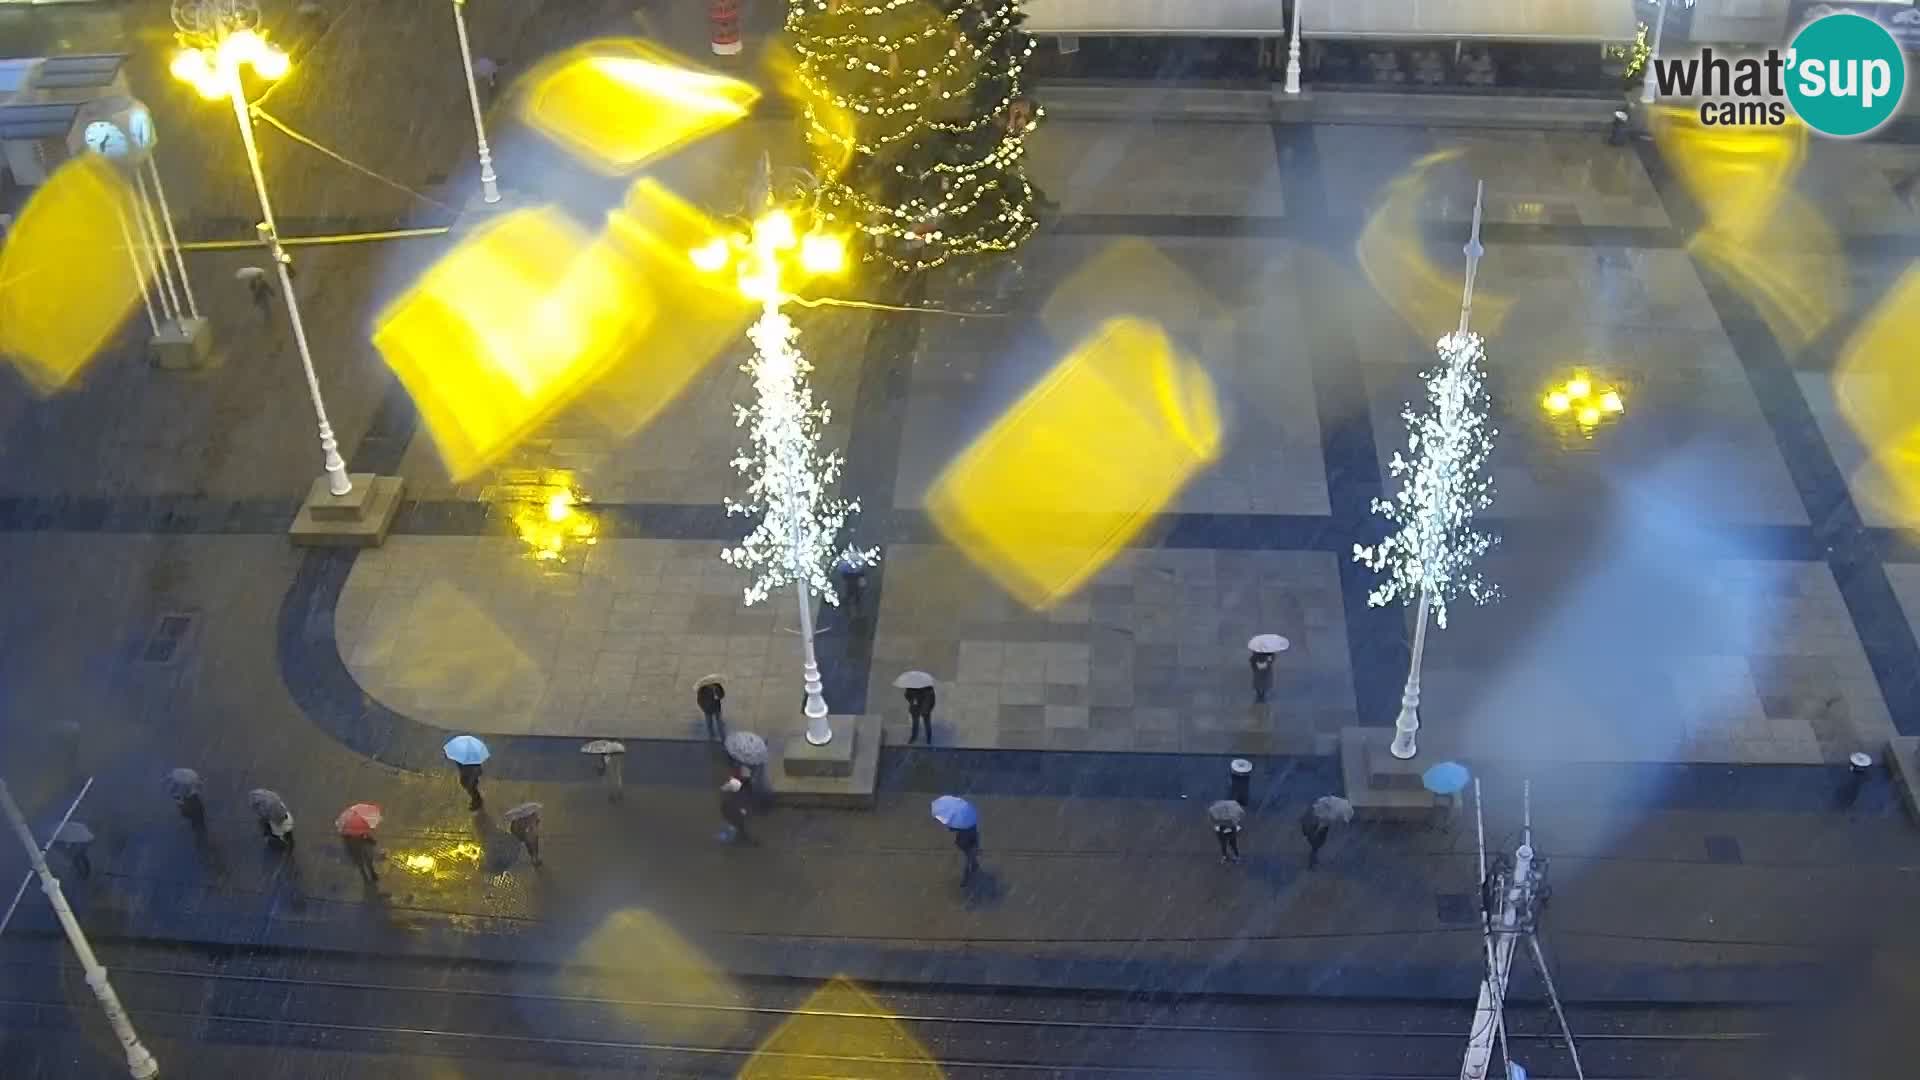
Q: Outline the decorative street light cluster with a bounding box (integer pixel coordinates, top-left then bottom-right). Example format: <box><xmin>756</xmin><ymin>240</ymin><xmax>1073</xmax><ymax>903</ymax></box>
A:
<box><xmin>692</xmin><ymin>205</ymin><xmax>877</xmax><ymax>748</ymax></box>
<box><xmin>1543</xmin><ymin>371</ymin><xmax>1625</xmax><ymax>434</ymax></box>
<box><xmin>1356</xmin><ymin>182</ymin><xmax>1502</xmax><ymax>760</ymax></box>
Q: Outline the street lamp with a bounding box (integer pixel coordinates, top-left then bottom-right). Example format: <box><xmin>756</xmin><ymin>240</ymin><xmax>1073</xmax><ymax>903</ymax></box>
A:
<box><xmin>170</xmin><ymin>24</ymin><xmax>351</xmax><ymax>497</ymax></box>
<box><xmin>693</xmin><ymin>204</ymin><xmax>872</xmax><ymax>747</ymax></box>
<box><xmin>1284</xmin><ymin>0</ymin><xmax>1303</xmax><ymax>95</ymax></box>
<box><xmin>448</xmin><ymin>0</ymin><xmax>501</xmax><ymax>204</ymax></box>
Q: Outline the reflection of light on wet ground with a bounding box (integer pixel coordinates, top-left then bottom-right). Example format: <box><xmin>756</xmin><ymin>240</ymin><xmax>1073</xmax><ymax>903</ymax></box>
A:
<box><xmin>519</xmin><ymin>38</ymin><xmax>758</xmax><ymax>174</ymax></box>
<box><xmin>479</xmin><ymin>472</ymin><xmax>599</xmax><ymax>563</ymax></box>
<box><xmin>1355</xmin><ymin>148</ymin><xmax>1512</xmax><ymax>338</ymax></box>
<box><xmin>1834</xmin><ymin>264</ymin><xmax>1920</xmax><ymax>531</ymax></box>
<box><xmin>740</xmin><ymin>977</ymin><xmax>942</xmax><ymax>1080</ymax></box>
<box><xmin>1651</xmin><ymin>108</ymin><xmax>1844</xmax><ymax>351</ymax></box>
<box><xmin>928</xmin><ymin>316</ymin><xmax>1220</xmax><ymax>610</ymax></box>
<box><xmin>394</xmin><ymin>840</ymin><xmax>485</xmax><ymax>880</ymax></box>
<box><xmin>0</xmin><ymin>155</ymin><xmax>145</xmax><ymax>393</ymax></box>
<box><xmin>565</xmin><ymin>909</ymin><xmax>745</xmax><ymax>1045</ymax></box>
<box><xmin>1543</xmin><ymin>370</ymin><xmax>1625</xmax><ymax>437</ymax></box>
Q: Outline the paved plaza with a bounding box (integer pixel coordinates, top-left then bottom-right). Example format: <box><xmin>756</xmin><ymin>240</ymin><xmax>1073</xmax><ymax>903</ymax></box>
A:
<box><xmin>314</xmin><ymin>120</ymin><xmax>1920</xmax><ymax>768</ymax></box>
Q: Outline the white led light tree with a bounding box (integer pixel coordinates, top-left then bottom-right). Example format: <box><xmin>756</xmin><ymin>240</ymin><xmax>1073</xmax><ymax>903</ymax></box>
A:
<box><xmin>1354</xmin><ymin>182</ymin><xmax>1500</xmax><ymax>760</ymax></box>
<box><xmin>720</xmin><ymin>279</ymin><xmax>877</xmax><ymax>747</ymax></box>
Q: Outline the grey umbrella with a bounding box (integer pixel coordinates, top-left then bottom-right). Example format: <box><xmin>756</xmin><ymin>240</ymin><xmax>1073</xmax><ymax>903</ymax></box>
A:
<box><xmin>1312</xmin><ymin>796</ymin><xmax>1355</xmax><ymax>824</ymax></box>
<box><xmin>1207</xmin><ymin>800</ymin><xmax>1245</xmax><ymax>825</ymax></box>
<box><xmin>248</xmin><ymin>789</ymin><xmax>290</xmax><ymax>822</ymax></box>
<box><xmin>164</xmin><ymin>768</ymin><xmax>201</xmax><ymax>798</ymax></box>
<box><xmin>581</xmin><ymin>739</ymin><xmax>626</xmax><ymax>756</ymax></box>
<box><xmin>52</xmin><ymin>822</ymin><xmax>93</xmax><ymax>845</ymax></box>
<box><xmin>724</xmin><ymin>731</ymin><xmax>769</xmax><ymax>766</ymax></box>
<box><xmin>502</xmin><ymin>802</ymin><xmax>543</xmax><ymax>824</ymax></box>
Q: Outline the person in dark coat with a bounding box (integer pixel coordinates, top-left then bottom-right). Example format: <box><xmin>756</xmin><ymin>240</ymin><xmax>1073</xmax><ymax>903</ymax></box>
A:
<box><xmin>1300</xmin><ymin>807</ymin><xmax>1330</xmax><ymax>869</ymax></box>
<box><xmin>247</xmin><ymin>272</ymin><xmax>275</xmax><ymax>321</ymax></box>
<box><xmin>1249</xmin><ymin>650</ymin><xmax>1276</xmax><ymax>704</ymax></box>
<box><xmin>905</xmin><ymin>686</ymin><xmax>936</xmax><ymax>744</ymax></box>
<box><xmin>508</xmin><ymin>811</ymin><xmax>543</xmax><ymax>868</ymax></box>
<box><xmin>719</xmin><ymin>776</ymin><xmax>753</xmax><ymax>844</ymax></box>
<box><xmin>952</xmin><ymin>823</ymin><xmax>980</xmax><ymax>884</ymax></box>
<box><xmin>1214</xmin><ymin>820</ymin><xmax>1242</xmax><ymax>864</ymax></box>
<box><xmin>51</xmin><ymin>826</ymin><xmax>93</xmax><ymax>880</ymax></box>
<box><xmin>342</xmin><ymin>834</ymin><xmax>380</xmax><ymax>883</ymax></box>
<box><xmin>836</xmin><ymin>558</ymin><xmax>868</xmax><ymax>615</ymax></box>
<box><xmin>457</xmin><ymin>762</ymin><xmax>484</xmax><ymax>811</ymax></box>
<box><xmin>176</xmin><ymin>791</ymin><xmax>207</xmax><ymax>837</ymax></box>
<box><xmin>697</xmin><ymin>681</ymin><xmax>726</xmax><ymax>740</ymax></box>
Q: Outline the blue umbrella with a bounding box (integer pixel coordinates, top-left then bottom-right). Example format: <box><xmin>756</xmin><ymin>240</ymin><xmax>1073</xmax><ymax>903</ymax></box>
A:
<box><xmin>443</xmin><ymin>735</ymin><xmax>490</xmax><ymax>766</ymax></box>
<box><xmin>1422</xmin><ymin>761</ymin><xmax>1470</xmax><ymax>796</ymax></box>
<box><xmin>930</xmin><ymin>795</ymin><xmax>977</xmax><ymax>829</ymax></box>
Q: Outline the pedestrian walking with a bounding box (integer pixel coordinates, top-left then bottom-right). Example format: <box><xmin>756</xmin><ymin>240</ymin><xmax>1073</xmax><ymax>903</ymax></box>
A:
<box><xmin>697</xmin><ymin>677</ymin><xmax>726</xmax><ymax>740</ymax></box>
<box><xmin>249</xmin><ymin>789</ymin><xmax>295</xmax><ymax>851</ymax></box>
<box><xmin>1247</xmin><ymin>634</ymin><xmax>1288</xmax><ymax>705</ymax></box>
<box><xmin>835</xmin><ymin>556</ymin><xmax>868</xmax><ymax>615</ymax></box>
<box><xmin>166</xmin><ymin>768</ymin><xmax>207</xmax><ymax>837</ymax></box>
<box><xmin>341</xmin><ymin>834</ymin><xmax>380</xmax><ymax>882</ymax></box>
<box><xmin>1208</xmin><ymin>800</ymin><xmax>1244</xmax><ymax>864</ymax></box>
<box><xmin>50</xmin><ymin>822</ymin><xmax>94</xmax><ymax>880</ymax></box>
<box><xmin>719</xmin><ymin>776</ymin><xmax>752</xmax><ymax>844</ymax></box>
<box><xmin>1300</xmin><ymin>807</ymin><xmax>1330</xmax><ymax>868</ymax></box>
<box><xmin>583</xmin><ymin>740</ymin><xmax>626</xmax><ymax>804</ymax></box>
<box><xmin>905</xmin><ymin>685</ymin><xmax>937</xmax><ymax>744</ymax></box>
<box><xmin>504</xmin><ymin>803</ymin><xmax>544</xmax><ymax>868</ymax></box>
<box><xmin>931</xmin><ymin>796</ymin><xmax>980</xmax><ymax>884</ymax></box>
<box><xmin>444</xmin><ymin>734</ymin><xmax>491</xmax><ymax>811</ymax></box>
<box><xmin>336</xmin><ymin>803</ymin><xmax>382</xmax><ymax>883</ymax></box>
<box><xmin>244</xmin><ymin>269</ymin><xmax>275</xmax><ymax>321</ymax></box>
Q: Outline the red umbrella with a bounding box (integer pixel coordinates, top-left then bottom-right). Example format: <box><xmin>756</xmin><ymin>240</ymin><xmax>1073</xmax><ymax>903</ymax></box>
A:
<box><xmin>335</xmin><ymin>803</ymin><xmax>382</xmax><ymax>837</ymax></box>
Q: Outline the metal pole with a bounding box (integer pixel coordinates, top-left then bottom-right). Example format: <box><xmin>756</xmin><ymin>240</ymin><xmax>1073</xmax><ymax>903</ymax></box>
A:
<box><xmin>1641</xmin><ymin>0</ymin><xmax>1667</xmax><ymax>105</ymax></box>
<box><xmin>131</xmin><ymin>168</ymin><xmax>181</xmax><ymax>319</ymax></box>
<box><xmin>1527</xmin><ymin>934</ymin><xmax>1587</xmax><ymax>1080</ymax></box>
<box><xmin>228</xmin><ymin>82</ymin><xmax>353</xmax><ymax>496</ymax></box>
<box><xmin>1390</xmin><ymin>590</ymin><xmax>1429</xmax><ymax>759</ymax></box>
<box><xmin>1458</xmin><ymin>180</ymin><xmax>1484</xmax><ymax>336</ymax></box>
<box><xmin>781</xmin><ymin>290</ymin><xmax>831</xmax><ymax>745</ymax></box>
<box><xmin>449</xmin><ymin>0</ymin><xmax>501</xmax><ymax>204</ymax></box>
<box><xmin>114</xmin><ymin>204</ymin><xmax>160</xmax><ymax>335</ymax></box>
<box><xmin>0</xmin><ymin>777</ymin><xmax>93</xmax><ymax>936</ymax></box>
<box><xmin>0</xmin><ymin>781</ymin><xmax>158</xmax><ymax>1078</ymax></box>
<box><xmin>145</xmin><ymin>158</ymin><xmax>200</xmax><ymax>319</ymax></box>
<box><xmin>1284</xmin><ymin>0</ymin><xmax>1303</xmax><ymax>95</ymax></box>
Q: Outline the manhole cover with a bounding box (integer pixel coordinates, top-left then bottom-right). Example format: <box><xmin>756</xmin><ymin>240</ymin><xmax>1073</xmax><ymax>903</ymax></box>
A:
<box><xmin>141</xmin><ymin>613</ymin><xmax>196</xmax><ymax>665</ymax></box>
<box><xmin>1704</xmin><ymin>835</ymin><xmax>1743</xmax><ymax>864</ymax></box>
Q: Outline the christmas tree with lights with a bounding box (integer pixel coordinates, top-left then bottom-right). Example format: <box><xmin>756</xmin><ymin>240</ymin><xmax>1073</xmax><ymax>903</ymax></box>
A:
<box><xmin>785</xmin><ymin>0</ymin><xmax>1042</xmax><ymax>273</ymax></box>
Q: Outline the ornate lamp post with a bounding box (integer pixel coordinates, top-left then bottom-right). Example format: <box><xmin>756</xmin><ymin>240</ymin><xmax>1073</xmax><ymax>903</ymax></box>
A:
<box><xmin>691</xmin><ymin>203</ymin><xmax>874</xmax><ymax>746</ymax></box>
<box><xmin>1285</xmin><ymin>0</ymin><xmax>1304</xmax><ymax>95</ymax></box>
<box><xmin>448</xmin><ymin>0</ymin><xmax>501</xmax><ymax>204</ymax></box>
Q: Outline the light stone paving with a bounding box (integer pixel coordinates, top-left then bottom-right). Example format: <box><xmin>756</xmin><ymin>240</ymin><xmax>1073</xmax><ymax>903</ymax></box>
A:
<box><xmin>893</xmin><ymin>235</ymin><xmax>1330</xmax><ymax>516</ymax></box>
<box><xmin>1358</xmin><ymin>244</ymin><xmax>1809</xmax><ymax>526</ymax></box>
<box><xmin>1025</xmin><ymin>119</ymin><xmax>1288</xmax><ymax>218</ymax></box>
<box><xmin>1311</xmin><ymin>127</ymin><xmax>1671</xmax><ymax>227</ymax></box>
<box><xmin>862</xmin><ymin>545</ymin><xmax>1355</xmax><ymax>753</ymax></box>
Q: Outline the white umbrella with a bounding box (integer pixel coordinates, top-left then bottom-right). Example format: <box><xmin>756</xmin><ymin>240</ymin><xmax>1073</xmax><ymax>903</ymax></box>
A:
<box><xmin>233</xmin><ymin>265</ymin><xmax>268</xmax><ymax>281</ymax></box>
<box><xmin>724</xmin><ymin>731</ymin><xmax>769</xmax><ymax>766</ymax></box>
<box><xmin>692</xmin><ymin>673</ymin><xmax>725</xmax><ymax>690</ymax></box>
<box><xmin>892</xmin><ymin>670</ymin><xmax>935</xmax><ymax>689</ymax></box>
<box><xmin>1312</xmin><ymin>796</ymin><xmax>1354</xmax><ymax>824</ymax></box>
<box><xmin>1207</xmin><ymin>800</ymin><xmax>1245</xmax><ymax>825</ymax></box>
<box><xmin>1247</xmin><ymin>634</ymin><xmax>1290</xmax><ymax>654</ymax></box>
<box><xmin>580</xmin><ymin>740</ymin><xmax>626</xmax><ymax>756</ymax></box>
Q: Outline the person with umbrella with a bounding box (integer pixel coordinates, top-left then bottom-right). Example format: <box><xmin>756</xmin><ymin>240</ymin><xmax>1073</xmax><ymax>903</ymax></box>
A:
<box><xmin>336</xmin><ymin>803</ymin><xmax>383</xmax><ymax>883</ymax></box>
<box><xmin>932</xmin><ymin>796</ymin><xmax>980</xmax><ymax>884</ymax></box>
<box><xmin>696</xmin><ymin>676</ymin><xmax>726</xmax><ymax>740</ymax></box>
<box><xmin>725</xmin><ymin>731</ymin><xmax>770</xmax><ymax>807</ymax></box>
<box><xmin>1247</xmin><ymin>634</ymin><xmax>1288</xmax><ymax>705</ymax></box>
<box><xmin>444</xmin><ymin>735</ymin><xmax>489</xmax><ymax>811</ymax></box>
<box><xmin>50</xmin><ymin>822</ymin><xmax>94</xmax><ymax>880</ymax></box>
<box><xmin>1421</xmin><ymin>761</ymin><xmax>1470</xmax><ymax>831</ymax></box>
<box><xmin>719</xmin><ymin>775</ymin><xmax>753</xmax><ymax>845</ymax></box>
<box><xmin>835</xmin><ymin>555</ymin><xmax>868</xmax><ymax>615</ymax></box>
<box><xmin>237</xmin><ymin>266</ymin><xmax>275</xmax><ymax>322</ymax></box>
<box><xmin>249</xmin><ymin>789</ymin><xmax>294</xmax><ymax>851</ymax></box>
<box><xmin>504</xmin><ymin>803</ymin><xmax>544</xmax><ymax>868</ymax></box>
<box><xmin>1209</xmin><ymin>800</ymin><xmax>1244</xmax><ymax>864</ymax></box>
<box><xmin>895</xmin><ymin>671</ymin><xmax>936</xmax><ymax>744</ymax></box>
<box><xmin>582</xmin><ymin>740</ymin><xmax>626</xmax><ymax>803</ymax></box>
<box><xmin>166</xmin><ymin>768</ymin><xmax>207</xmax><ymax>837</ymax></box>
<box><xmin>1302</xmin><ymin>795</ymin><xmax>1352</xmax><ymax>869</ymax></box>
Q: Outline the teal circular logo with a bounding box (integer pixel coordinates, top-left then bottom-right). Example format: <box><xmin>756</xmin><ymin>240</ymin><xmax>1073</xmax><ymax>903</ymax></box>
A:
<box><xmin>1786</xmin><ymin>13</ymin><xmax>1907</xmax><ymax>137</ymax></box>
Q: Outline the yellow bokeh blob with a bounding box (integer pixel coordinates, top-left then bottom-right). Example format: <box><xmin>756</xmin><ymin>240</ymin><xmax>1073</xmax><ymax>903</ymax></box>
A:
<box><xmin>519</xmin><ymin>38</ymin><xmax>759</xmax><ymax>174</ymax></box>
<box><xmin>372</xmin><ymin>207</ymin><xmax>656</xmax><ymax>482</ymax></box>
<box><xmin>928</xmin><ymin>317</ymin><xmax>1221</xmax><ymax>610</ymax></box>
<box><xmin>0</xmin><ymin>155</ymin><xmax>144</xmax><ymax>394</ymax></box>
<box><xmin>740</xmin><ymin>977</ymin><xmax>942</xmax><ymax>1080</ymax></box>
<box><xmin>1356</xmin><ymin>147</ymin><xmax>1513</xmax><ymax>340</ymax></box>
<box><xmin>1834</xmin><ymin>264</ymin><xmax>1920</xmax><ymax>530</ymax></box>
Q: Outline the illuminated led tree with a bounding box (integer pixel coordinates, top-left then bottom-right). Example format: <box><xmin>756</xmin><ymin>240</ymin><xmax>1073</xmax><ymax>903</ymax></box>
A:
<box><xmin>1354</xmin><ymin>330</ymin><xmax>1501</xmax><ymax>760</ymax></box>
<box><xmin>785</xmin><ymin>0</ymin><xmax>1041</xmax><ymax>272</ymax></box>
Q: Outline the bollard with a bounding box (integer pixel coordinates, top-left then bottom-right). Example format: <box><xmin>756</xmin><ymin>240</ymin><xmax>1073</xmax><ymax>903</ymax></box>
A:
<box><xmin>1607</xmin><ymin>109</ymin><xmax>1629</xmax><ymax>146</ymax></box>
<box><xmin>1229</xmin><ymin>758</ymin><xmax>1253</xmax><ymax>808</ymax></box>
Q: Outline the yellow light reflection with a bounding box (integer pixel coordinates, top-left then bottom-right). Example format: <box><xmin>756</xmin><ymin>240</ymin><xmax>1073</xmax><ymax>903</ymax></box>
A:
<box><xmin>1651</xmin><ymin>108</ymin><xmax>1844</xmax><ymax>351</ymax></box>
<box><xmin>1834</xmin><ymin>264</ymin><xmax>1920</xmax><ymax>530</ymax></box>
<box><xmin>372</xmin><ymin>206</ymin><xmax>656</xmax><ymax>482</ymax></box>
<box><xmin>1038</xmin><ymin>238</ymin><xmax>1232</xmax><ymax>359</ymax></box>
<box><xmin>1543</xmin><ymin>371</ymin><xmax>1625</xmax><ymax>437</ymax></box>
<box><xmin>567</xmin><ymin>909</ymin><xmax>745</xmax><ymax>1044</ymax></box>
<box><xmin>1356</xmin><ymin>148</ymin><xmax>1513</xmax><ymax>339</ymax></box>
<box><xmin>520</xmin><ymin>39</ymin><xmax>759</xmax><ymax>174</ymax></box>
<box><xmin>0</xmin><ymin>155</ymin><xmax>144</xmax><ymax>394</ymax></box>
<box><xmin>928</xmin><ymin>317</ymin><xmax>1221</xmax><ymax>610</ymax></box>
<box><xmin>740</xmin><ymin>977</ymin><xmax>942</xmax><ymax>1080</ymax></box>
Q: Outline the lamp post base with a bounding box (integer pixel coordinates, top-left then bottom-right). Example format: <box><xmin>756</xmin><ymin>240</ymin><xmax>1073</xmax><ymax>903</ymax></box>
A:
<box><xmin>288</xmin><ymin>473</ymin><xmax>405</xmax><ymax>548</ymax></box>
<box><xmin>149</xmin><ymin>316</ymin><xmax>216</xmax><ymax>371</ymax></box>
<box><xmin>773</xmin><ymin>714</ymin><xmax>882</xmax><ymax>809</ymax></box>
